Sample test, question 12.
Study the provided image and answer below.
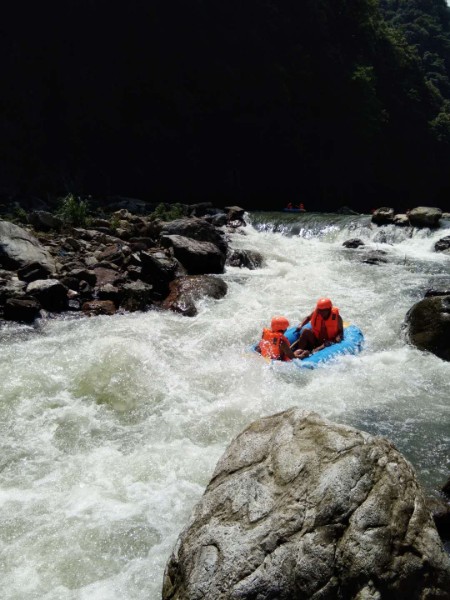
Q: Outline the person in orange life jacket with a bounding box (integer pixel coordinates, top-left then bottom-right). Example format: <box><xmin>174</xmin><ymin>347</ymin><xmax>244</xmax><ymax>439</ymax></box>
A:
<box><xmin>257</xmin><ymin>316</ymin><xmax>309</xmax><ymax>361</ymax></box>
<box><xmin>293</xmin><ymin>298</ymin><xmax>344</xmax><ymax>354</ymax></box>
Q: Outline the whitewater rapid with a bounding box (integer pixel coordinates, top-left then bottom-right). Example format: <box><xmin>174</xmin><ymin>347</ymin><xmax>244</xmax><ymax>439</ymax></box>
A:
<box><xmin>0</xmin><ymin>212</ymin><xmax>449</xmax><ymax>599</ymax></box>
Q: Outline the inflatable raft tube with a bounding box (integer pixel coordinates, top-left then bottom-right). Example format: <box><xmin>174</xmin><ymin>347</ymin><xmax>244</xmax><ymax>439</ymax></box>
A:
<box><xmin>251</xmin><ymin>323</ymin><xmax>364</xmax><ymax>370</ymax></box>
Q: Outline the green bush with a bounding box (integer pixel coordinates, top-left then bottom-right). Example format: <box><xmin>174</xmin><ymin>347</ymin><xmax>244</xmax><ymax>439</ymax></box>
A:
<box><xmin>57</xmin><ymin>194</ymin><xmax>90</xmax><ymax>227</ymax></box>
<box><xmin>150</xmin><ymin>202</ymin><xmax>186</xmax><ymax>222</ymax></box>
<box><xmin>109</xmin><ymin>213</ymin><xmax>121</xmax><ymax>231</ymax></box>
<box><xmin>13</xmin><ymin>206</ymin><xmax>28</xmax><ymax>224</ymax></box>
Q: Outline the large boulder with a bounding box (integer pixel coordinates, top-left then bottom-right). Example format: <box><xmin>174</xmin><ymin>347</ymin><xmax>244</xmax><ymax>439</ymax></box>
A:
<box><xmin>406</xmin><ymin>295</ymin><xmax>450</xmax><ymax>361</ymax></box>
<box><xmin>160</xmin><ymin>217</ymin><xmax>228</xmax><ymax>254</ymax></box>
<box><xmin>163</xmin><ymin>409</ymin><xmax>450</xmax><ymax>600</ymax></box>
<box><xmin>408</xmin><ymin>206</ymin><xmax>442</xmax><ymax>228</ymax></box>
<box><xmin>162</xmin><ymin>275</ymin><xmax>227</xmax><ymax>317</ymax></box>
<box><xmin>161</xmin><ymin>235</ymin><xmax>226</xmax><ymax>274</ymax></box>
<box><xmin>0</xmin><ymin>220</ymin><xmax>56</xmax><ymax>272</ymax></box>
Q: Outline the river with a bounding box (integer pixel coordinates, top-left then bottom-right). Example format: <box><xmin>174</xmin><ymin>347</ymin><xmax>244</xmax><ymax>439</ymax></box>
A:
<box><xmin>1</xmin><ymin>212</ymin><xmax>449</xmax><ymax>599</ymax></box>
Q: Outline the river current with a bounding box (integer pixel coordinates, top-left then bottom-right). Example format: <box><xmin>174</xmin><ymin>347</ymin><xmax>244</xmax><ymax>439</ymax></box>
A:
<box><xmin>1</xmin><ymin>212</ymin><xmax>449</xmax><ymax>599</ymax></box>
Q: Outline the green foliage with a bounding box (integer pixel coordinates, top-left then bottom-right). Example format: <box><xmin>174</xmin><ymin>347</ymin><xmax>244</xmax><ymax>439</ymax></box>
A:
<box><xmin>12</xmin><ymin>205</ymin><xmax>28</xmax><ymax>224</ymax></box>
<box><xmin>109</xmin><ymin>213</ymin><xmax>121</xmax><ymax>231</ymax></box>
<box><xmin>150</xmin><ymin>203</ymin><xmax>186</xmax><ymax>222</ymax></box>
<box><xmin>430</xmin><ymin>102</ymin><xmax>450</xmax><ymax>142</ymax></box>
<box><xmin>380</xmin><ymin>0</ymin><xmax>450</xmax><ymax>99</ymax></box>
<box><xmin>57</xmin><ymin>194</ymin><xmax>90</xmax><ymax>227</ymax></box>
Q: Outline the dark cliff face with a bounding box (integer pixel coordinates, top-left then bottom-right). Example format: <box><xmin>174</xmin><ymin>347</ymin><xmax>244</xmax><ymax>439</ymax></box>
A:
<box><xmin>2</xmin><ymin>0</ymin><xmax>450</xmax><ymax>212</ymax></box>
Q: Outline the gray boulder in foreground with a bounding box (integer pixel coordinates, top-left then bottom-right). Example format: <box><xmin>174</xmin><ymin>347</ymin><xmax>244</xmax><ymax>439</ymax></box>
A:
<box><xmin>163</xmin><ymin>409</ymin><xmax>450</xmax><ymax>600</ymax></box>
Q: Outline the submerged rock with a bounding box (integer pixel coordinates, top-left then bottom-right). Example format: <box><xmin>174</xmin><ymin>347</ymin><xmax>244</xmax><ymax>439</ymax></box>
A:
<box><xmin>342</xmin><ymin>238</ymin><xmax>365</xmax><ymax>249</ymax></box>
<box><xmin>226</xmin><ymin>249</ymin><xmax>264</xmax><ymax>269</ymax></box>
<box><xmin>163</xmin><ymin>409</ymin><xmax>450</xmax><ymax>600</ymax></box>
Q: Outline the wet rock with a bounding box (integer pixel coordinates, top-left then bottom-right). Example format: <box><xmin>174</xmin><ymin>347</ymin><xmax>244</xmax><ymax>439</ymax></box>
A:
<box><xmin>162</xmin><ymin>275</ymin><xmax>227</xmax><ymax>317</ymax></box>
<box><xmin>120</xmin><ymin>281</ymin><xmax>153</xmax><ymax>311</ymax></box>
<box><xmin>26</xmin><ymin>279</ymin><xmax>68</xmax><ymax>312</ymax></box>
<box><xmin>161</xmin><ymin>235</ymin><xmax>226</xmax><ymax>274</ymax></box>
<box><xmin>227</xmin><ymin>249</ymin><xmax>264</xmax><ymax>269</ymax></box>
<box><xmin>0</xmin><ymin>220</ymin><xmax>56</xmax><ymax>272</ymax></box>
<box><xmin>361</xmin><ymin>250</ymin><xmax>388</xmax><ymax>265</ymax></box>
<box><xmin>408</xmin><ymin>206</ymin><xmax>442</xmax><ymax>228</ymax></box>
<box><xmin>3</xmin><ymin>298</ymin><xmax>41</xmax><ymax>322</ymax></box>
<box><xmin>163</xmin><ymin>409</ymin><xmax>450</xmax><ymax>600</ymax></box>
<box><xmin>435</xmin><ymin>236</ymin><xmax>450</xmax><ymax>254</ymax></box>
<box><xmin>371</xmin><ymin>207</ymin><xmax>394</xmax><ymax>225</ymax></box>
<box><xmin>82</xmin><ymin>300</ymin><xmax>116</xmax><ymax>315</ymax></box>
<box><xmin>342</xmin><ymin>238</ymin><xmax>365</xmax><ymax>249</ymax></box>
<box><xmin>406</xmin><ymin>295</ymin><xmax>450</xmax><ymax>360</ymax></box>
<box><xmin>17</xmin><ymin>261</ymin><xmax>53</xmax><ymax>283</ymax></box>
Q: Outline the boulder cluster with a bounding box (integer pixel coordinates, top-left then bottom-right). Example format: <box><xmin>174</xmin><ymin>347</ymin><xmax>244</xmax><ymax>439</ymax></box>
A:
<box><xmin>371</xmin><ymin>205</ymin><xmax>449</xmax><ymax>229</ymax></box>
<box><xmin>0</xmin><ymin>202</ymin><xmax>264</xmax><ymax>324</ymax></box>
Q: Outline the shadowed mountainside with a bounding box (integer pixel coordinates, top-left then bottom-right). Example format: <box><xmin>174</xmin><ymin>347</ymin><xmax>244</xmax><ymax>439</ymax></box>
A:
<box><xmin>2</xmin><ymin>0</ymin><xmax>450</xmax><ymax>212</ymax></box>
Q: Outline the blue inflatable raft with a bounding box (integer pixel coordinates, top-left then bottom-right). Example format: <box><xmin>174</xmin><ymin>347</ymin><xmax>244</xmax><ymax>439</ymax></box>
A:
<box><xmin>252</xmin><ymin>323</ymin><xmax>364</xmax><ymax>370</ymax></box>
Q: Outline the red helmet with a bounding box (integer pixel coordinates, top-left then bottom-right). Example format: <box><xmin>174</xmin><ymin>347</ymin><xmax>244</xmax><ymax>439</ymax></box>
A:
<box><xmin>316</xmin><ymin>297</ymin><xmax>332</xmax><ymax>310</ymax></box>
<box><xmin>271</xmin><ymin>316</ymin><xmax>290</xmax><ymax>332</ymax></box>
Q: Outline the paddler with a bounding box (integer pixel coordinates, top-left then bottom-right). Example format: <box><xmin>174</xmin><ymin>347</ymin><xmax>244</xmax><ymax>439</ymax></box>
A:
<box><xmin>258</xmin><ymin>316</ymin><xmax>309</xmax><ymax>361</ymax></box>
<box><xmin>293</xmin><ymin>298</ymin><xmax>344</xmax><ymax>354</ymax></box>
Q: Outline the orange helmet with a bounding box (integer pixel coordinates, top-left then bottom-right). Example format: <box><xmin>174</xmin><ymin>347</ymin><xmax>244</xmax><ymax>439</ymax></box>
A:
<box><xmin>271</xmin><ymin>316</ymin><xmax>290</xmax><ymax>332</ymax></box>
<box><xmin>316</xmin><ymin>297</ymin><xmax>332</xmax><ymax>310</ymax></box>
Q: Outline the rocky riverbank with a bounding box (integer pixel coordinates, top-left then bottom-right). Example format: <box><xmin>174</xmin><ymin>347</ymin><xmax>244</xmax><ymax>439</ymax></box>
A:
<box><xmin>0</xmin><ymin>201</ymin><xmax>264</xmax><ymax>325</ymax></box>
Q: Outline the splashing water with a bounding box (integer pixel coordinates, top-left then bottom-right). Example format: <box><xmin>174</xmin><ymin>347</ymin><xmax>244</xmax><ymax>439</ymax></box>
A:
<box><xmin>0</xmin><ymin>212</ymin><xmax>449</xmax><ymax>598</ymax></box>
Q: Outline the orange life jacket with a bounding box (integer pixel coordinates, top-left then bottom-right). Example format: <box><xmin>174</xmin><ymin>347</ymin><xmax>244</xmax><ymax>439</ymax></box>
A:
<box><xmin>310</xmin><ymin>307</ymin><xmax>340</xmax><ymax>341</ymax></box>
<box><xmin>259</xmin><ymin>328</ymin><xmax>291</xmax><ymax>361</ymax></box>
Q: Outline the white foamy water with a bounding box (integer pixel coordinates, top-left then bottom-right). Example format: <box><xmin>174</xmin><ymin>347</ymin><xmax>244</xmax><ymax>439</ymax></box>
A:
<box><xmin>1</xmin><ymin>212</ymin><xmax>449</xmax><ymax>599</ymax></box>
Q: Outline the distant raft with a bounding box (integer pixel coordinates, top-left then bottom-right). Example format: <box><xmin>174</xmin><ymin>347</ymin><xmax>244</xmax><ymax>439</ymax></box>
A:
<box><xmin>251</xmin><ymin>323</ymin><xmax>364</xmax><ymax>369</ymax></box>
